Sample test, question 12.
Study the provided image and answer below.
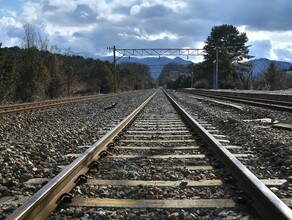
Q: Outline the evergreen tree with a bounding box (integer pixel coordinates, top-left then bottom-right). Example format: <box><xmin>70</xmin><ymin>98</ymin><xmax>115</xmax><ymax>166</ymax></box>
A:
<box><xmin>263</xmin><ymin>63</ymin><xmax>284</xmax><ymax>90</ymax></box>
<box><xmin>203</xmin><ymin>24</ymin><xmax>253</xmax><ymax>88</ymax></box>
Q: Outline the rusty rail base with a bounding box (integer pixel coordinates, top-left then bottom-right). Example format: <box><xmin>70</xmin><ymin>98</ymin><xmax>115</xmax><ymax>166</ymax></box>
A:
<box><xmin>164</xmin><ymin>90</ymin><xmax>292</xmax><ymax>220</ymax></box>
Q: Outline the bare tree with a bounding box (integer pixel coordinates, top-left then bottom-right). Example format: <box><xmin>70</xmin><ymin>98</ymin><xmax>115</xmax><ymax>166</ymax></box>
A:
<box><xmin>235</xmin><ymin>62</ymin><xmax>254</xmax><ymax>89</ymax></box>
<box><xmin>22</xmin><ymin>22</ymin><xmax>37</xmax><ymax>49</ymax></box>
<box><xmin>37</xmin><ymin>32</ymin><xmax>49</xmax><ymax>51</ymax></box>
<box><xmin>19</xmin><ymin>22</ymin><xmax>49</xmax><ymax>100</ymax></box>
<box><xmin>63</xmin><ymin>47</ymin><xmax>76</xmax><ymax>56</ymax></box>
<box><xmin>22</xmin><ymin>21</ymin><xmax>49</xmax><ymax>51</ymax></box>
<box><xmin>50</xmin><ymin>45</ymin><xmax>62</xmax><ymax>54</ymax></box>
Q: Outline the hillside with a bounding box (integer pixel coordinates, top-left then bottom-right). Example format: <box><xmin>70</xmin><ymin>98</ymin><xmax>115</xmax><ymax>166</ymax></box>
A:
<box><xmin>247</xmin><ymin>58</ymin><xmax>292</xmax><ymax>75</ymax></box>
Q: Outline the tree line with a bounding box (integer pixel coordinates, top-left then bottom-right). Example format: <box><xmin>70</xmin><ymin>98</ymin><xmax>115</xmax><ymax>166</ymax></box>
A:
<box><xmin>157</xmin><ymin>63</ymin><xmax>191</xmax><ymax>89</ymax></box>
<box><xmin>0</xmin><ymin>23</ymin><xmax>154</xmax><ymax>103</ymax></box>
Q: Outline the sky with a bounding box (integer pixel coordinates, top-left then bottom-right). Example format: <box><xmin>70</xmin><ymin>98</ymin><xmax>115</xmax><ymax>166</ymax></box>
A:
<box><xmin>0</xmin><ymin>0</ymin><xmax>292</xmax><ymax>63</ymax></box>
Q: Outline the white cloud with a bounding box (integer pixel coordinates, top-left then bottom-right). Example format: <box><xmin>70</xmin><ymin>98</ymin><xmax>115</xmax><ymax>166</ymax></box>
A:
<box><xmin>130</xmin><ymin>0</ymin><xmax>187</xmax><ymax>15</ymax></box>
<box><xmin>239</xmin><ymin>26</ymin><xmax>292</xmax><ymax>61</ymax></box>
<box><xmin>43</xmin><ymin>0</ymin><xmax>76</xmax><ymax>11</ymax></box>
<box><xmin>45</xmin><ymin>23</ymin><xmax>97</xmax><ymax>37</ymax></box>
<box><xmin>22</xmin><ymin>1</ymin><xmax>39</xmax><ymax>22</ymax></box>
<box><xmin>103</xmin><ymin>13</ymin><xmax>127</xmax><ymax>22</ymax></box>
<box><xmin>130</xmin><ymin>5</ymin><xmax>141</xmax><ymax>16</ymax></box>
<box><xmin>162</xmin><ymin>0</ymin><xmax>188</xmax><ymax>12</ymax></box>
<box><xmin>0</xmin><ymin>16</ymin><xmax>23</xmax><ymax>47</ymax></box>
<box><xmin>249</xmin><ymin>40</ymin><xmax>272</xmax><ymax>59</ymax></box>
<box><xmin>0</xmin><ymin>16</ymin><xmax>18</xmax><ymax>27</ymax></box>
<box><xmin>118</xmin><ymin>27</ymin><xmax>179</xmax><ymax>41</ymax></box>
<box><xmin>0</xmin><ymin>0</ymin><xmax>291</xmax><ymax>63</ymax></box>
<box><xmin>0</xmin><ymin>9</ymin><xmax>17</xmax><ymax>18</ymax></box>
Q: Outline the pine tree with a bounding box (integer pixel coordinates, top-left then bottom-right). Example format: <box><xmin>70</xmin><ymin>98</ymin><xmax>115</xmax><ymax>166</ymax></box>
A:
<box><xmin>203</xmin><ymin>24</ymin><xmax>253</xmax><ymax>88</ymax></box>
<box><xmin>263</xmin><ymin>63</ymin><xmax>283</xmax><ymax>90</ymax></box>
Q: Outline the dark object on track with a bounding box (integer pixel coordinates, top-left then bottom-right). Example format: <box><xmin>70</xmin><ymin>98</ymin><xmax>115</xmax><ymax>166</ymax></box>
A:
<box><xmin>104</xmin><ymin>102</ymin><xmax>118</xmax><ymax>111</ymax></box>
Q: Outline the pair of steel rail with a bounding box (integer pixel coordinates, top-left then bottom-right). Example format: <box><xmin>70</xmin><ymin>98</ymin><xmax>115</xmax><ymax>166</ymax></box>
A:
<box><xmin>0</xmin><ymin>94</ymin><xmax>115</xmax><ymax>115</ymax></box>
<box><xmin>7</xmin><ymin>90</ymin><xmax>292</xmax><ymax>219</ymax></box>
<box><xmin>181</xmin><ymin>89</ymin><xmax>292</xmax><ymax>113</ymax></box>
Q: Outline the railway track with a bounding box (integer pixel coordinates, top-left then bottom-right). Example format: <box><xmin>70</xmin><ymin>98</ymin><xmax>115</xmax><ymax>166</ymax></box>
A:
<box><xmin>0</xmin><ymin>94</ymin><xmax>116</xmax><ymax>115</ymax></box>
<box><xmin>6</xmin><ymin>90</ymin><xmax>292</xmax><ymax>219</ymax></box>
<box><xmin>181</xmin><ymin>89</ymin><xmax>292</xmax><ymax>113</ymax></box>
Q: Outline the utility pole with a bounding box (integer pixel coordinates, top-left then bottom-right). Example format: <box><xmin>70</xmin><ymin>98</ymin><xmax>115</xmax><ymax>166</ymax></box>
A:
<box><xmin>107</xmin><ymin>46</ymin><xmax>117</xmax><ymax>93</ymax></box>
<box><xmin>191</xmin><ymin>63</ymin><xmax>193</xmax><ymax>88</ymax></box>
<box><xmin>215</xmin><ymin>46</ymin><xmax>219</xmax><ymax>89</ymax></box>
<box><xmin>113</xmin><ymin>45</ymin><xmax>116</xmax><ymax>93</ymax></box>
<box><xmin>213</xmin><ymin>60</ymin><xmax>216</xmax><ymax>89</ymax></box>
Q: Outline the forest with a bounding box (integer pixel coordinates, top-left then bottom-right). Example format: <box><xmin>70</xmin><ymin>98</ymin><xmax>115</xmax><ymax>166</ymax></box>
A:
<box><xmin>0</xmin><ymin>44</ymin><xmax>155</xmax><ymax>103</ymax></box>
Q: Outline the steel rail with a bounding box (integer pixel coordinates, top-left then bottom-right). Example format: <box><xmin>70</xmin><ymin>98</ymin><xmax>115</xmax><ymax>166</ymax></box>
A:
<box><xmin>7</xmin><ymin>90</ymin><xmax>158</xmax><ymax>220</ymax></box>
<box><xmin>0</xmin><ymin>94</ymin><xmax>116</xmax><ymax>115</ymax></box>
<box><xmin>223</xmin><ymin>94</ymin><xmax>291</xmax><ymax>107</ymax></box>
<box><xmin>198</xmin><ymin>92</ymin><xmax>291</xmax><ymax>107</ymax></box>
<box><xmin>164</xmin><ymin>90</ymin><xmax>292</xmax><ymax>220</ymax></box>
<box><xmin>183</xmin><ymin>90</ymin><xmax>292</xmax><ymax>113</ymax></box>
<box><xmin>0</xmin><ymin>95</ymin><xmax>99</xmax><ymax>109</ymax></box>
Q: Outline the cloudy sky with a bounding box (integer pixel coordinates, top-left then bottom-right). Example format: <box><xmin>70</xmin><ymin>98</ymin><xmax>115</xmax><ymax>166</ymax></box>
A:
<box><xmin>0</xmin><ymin>0</ymin><xmax>291</xmax><ymax>62</ymax></box>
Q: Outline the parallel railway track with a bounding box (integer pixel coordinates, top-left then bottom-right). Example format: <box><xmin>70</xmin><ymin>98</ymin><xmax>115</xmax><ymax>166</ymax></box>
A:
<box><xmin>181</xmin><ymin>89</ymin><xmax>292</xmax><ymax>113</ymax></box>
<box><xmin>6</xmin><ymin>90</ymin><xmax>292</xmax><ymax>219</ymax></box>
<box><xmin>0</xmin><ymin>94</ymin><xmax>116</xmax><ymax>115</ymax></box>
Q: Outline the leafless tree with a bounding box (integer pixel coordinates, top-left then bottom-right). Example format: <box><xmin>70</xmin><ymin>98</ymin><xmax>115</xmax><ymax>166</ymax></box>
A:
<box><xmin>235</xmin><ymin>62</ymin><xmax>254</xmax><ymax>89</ymax></box>
<box><xmin>22</xmin><ymin>21</ymin><xmax>37</xmax><ymax>50</ymax></box>
<box><xmin>22</xmin><ymin>21</ymin><xmax>49</xmax><ymax>51</ymax></box>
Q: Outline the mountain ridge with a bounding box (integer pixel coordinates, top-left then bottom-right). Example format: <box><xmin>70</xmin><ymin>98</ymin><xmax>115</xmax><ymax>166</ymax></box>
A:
<box><xmin>79</xmin><ymin>52</ymin><xmax>292</xmax><ymax>79</ymax></box>
<box><xmin>247</xmin><ymin>58</ymin><xmax>292</xmax><ymax>75</ymax></box>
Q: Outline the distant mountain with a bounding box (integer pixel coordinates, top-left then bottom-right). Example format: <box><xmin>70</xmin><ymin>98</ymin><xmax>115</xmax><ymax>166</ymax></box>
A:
<box><xmin>80</xmin><ymin>53</ymin><xmax>292</xmax><ymax>79</ymax></box>
<box><xmin>247</xmin><ymin>58</ymin><xmax>292</xmax><ymax>75</ymax></box>
<box><xmin>95</xmin><ymin>55</ymin><xmax>192</xmax><ymax>79</ymax></box>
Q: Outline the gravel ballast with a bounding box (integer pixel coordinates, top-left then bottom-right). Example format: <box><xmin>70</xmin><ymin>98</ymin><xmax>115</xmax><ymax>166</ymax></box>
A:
<box><xmin>169</xmin><ymin>90</ymin><xmax>291</xmax><ymax>200</ymax></box>
<box><xmin>1</xmin><ymin>89</ymin><xmax>290</xmax><ymax>219</ymax></box>
<box><xmin>0</xmin><ymin>90</ymin><xmax>154</xmax><ymax>218</ymax></box>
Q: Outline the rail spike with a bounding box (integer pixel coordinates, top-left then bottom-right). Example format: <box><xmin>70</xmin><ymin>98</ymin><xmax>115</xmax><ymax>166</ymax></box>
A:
<box><xmin>74</xmin><ymin>174</ymin><xmax>88</xmax><ymax>185</ymax></box>
<box><xmin>56</xmin><ymin>193</ymin><xmax>73</xmax><ymax>205</ymax></box>
<box><xmin>88</xmin><ymin>161</ymin><xmax>99</xmax><ymax>169</ymax></box>
<box><xmin>107</xmin><ymin>143</ymin><xmax>115</xmax><ymax>148</ymax></box>
<box><xmin>99</xmin><ymin>150</ymin><xmax>108</xmax><ymax>157</ymax></box>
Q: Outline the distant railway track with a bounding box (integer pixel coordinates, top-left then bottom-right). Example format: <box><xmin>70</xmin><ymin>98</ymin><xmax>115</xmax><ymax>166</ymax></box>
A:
<box><xmin>181</xmin><ymin>89</ymin><xmax>292</xmax><ymax>113</ymax></box>
<box><xmin>6</xmin><ymin>90</ymin><xmax>292</xmax><ymax>219</ymax></box>
<box><xmin>0</xmin><ymin>94</ymin><xmax>117</xmax><ymax>115</ymax></box>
